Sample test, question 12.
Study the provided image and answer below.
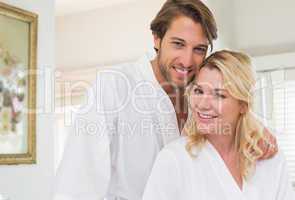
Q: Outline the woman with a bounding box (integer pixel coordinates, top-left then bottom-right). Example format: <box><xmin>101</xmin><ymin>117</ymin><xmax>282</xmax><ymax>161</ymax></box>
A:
<box><xmin>142</xmin><ymin>50</ymin><xmax>294</xmax><ymax>200</ymax></box>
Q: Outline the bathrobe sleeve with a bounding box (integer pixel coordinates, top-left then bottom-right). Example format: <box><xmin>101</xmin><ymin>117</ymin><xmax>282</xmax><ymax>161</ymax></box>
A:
<box><xmin>142</xmin><ymin>149</ymin><xmax>182</xmax><ymax>200</ymax></box>
<box><xmin>53</xmin><ymin>71</ymin><xmax>119</xmax><ymax>200</ymax></box>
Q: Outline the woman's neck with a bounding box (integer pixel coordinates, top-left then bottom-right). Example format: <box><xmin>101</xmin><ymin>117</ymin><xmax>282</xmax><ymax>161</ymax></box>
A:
<box><xmin>206</xmin><ymin>134</ymin><xmax>243</xmax><ymax>190</ymax></box>
<box><xmin>206</xmin><ymin>134</ymin><xmax>237</xmax><ymax>156</ymax></box>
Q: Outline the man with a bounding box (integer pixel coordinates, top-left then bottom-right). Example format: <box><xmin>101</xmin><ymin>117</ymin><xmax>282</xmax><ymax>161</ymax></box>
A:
<box><xmin>54</xmin><ymin>1</ymin><xmax>277</xmax><ymax>199</ymax></box>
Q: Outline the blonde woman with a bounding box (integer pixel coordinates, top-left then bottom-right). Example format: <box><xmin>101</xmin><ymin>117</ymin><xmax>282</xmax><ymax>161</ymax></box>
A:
<box><xmin>143</xmin><ymin>50</ymin><xmax>294</xmax><ymax>200</ymax></box>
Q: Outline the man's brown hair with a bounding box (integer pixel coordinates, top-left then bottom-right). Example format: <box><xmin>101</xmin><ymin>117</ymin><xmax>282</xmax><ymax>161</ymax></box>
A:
<box><xmin>150</xmin><ymin>0</ymin><xmax>218</xmax><ymax>51</ymax></box>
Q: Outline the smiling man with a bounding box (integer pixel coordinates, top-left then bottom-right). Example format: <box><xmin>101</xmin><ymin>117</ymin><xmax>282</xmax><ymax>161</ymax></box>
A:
<box><xmin>151</xmin><ymin>16</ymin><xmax>208</xmax><ymax>88</ymax></box>
<box><xmin>54</xmin><ymin>1</ymin><xmax>278</xmax><ymax>200</ymax></box>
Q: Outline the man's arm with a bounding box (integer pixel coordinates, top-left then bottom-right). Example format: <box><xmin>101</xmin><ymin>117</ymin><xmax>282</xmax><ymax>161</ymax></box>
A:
<box><xmin>54</xmin><ymin>71</ymin><xmax>118</xmax><ymax>200</ymax></box>
<box><xmin>54</xmin><ymin>110</ymin><xmax>112</xmax><ymax>200</ymax></box>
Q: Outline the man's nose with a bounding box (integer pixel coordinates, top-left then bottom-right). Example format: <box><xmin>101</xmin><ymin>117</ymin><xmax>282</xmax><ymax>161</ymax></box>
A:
<box><xmin>179</xmin><ymin>50</ymin><xmax>194</xmax><ymax>68</ymax></box>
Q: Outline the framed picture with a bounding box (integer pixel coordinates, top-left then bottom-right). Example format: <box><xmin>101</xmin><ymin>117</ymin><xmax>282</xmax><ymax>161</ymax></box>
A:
<box><xmin>0</xmin><ymin>2</ymin><xmax>37</xmax><ymax>164</ymax></box>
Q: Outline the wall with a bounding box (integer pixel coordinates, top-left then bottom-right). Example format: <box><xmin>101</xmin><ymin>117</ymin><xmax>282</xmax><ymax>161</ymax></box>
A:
<box><xmin>56</xmin><ymin>0</ymin><xmax>295</xmax><ymax>68</ymax></box>
<box><xmin>0</xmin><ymin>1</ymin><xmax>55</xmax><ymax>200</ymax></box>
<box><xmin>56</xmin><ymin>0</ymin><xmax>166</xmax><ymax>69</ymax></box>
<box><xmin>206</xmin><ymin>0</ymin><xmax>234</xmax><ymax>50</ymax></box>
<box><xmin>232</xmin><ymin>0</ymin><xmax>295</xmax><ymax>56</ymax></box>
<box><xmin>56</xmin><ymin>0</ymin><xmax>231</xmax><ymax>69</ymax></box>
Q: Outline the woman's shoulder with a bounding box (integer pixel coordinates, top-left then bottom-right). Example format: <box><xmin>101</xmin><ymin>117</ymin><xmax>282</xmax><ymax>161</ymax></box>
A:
<box><xmin>163</xmin><ymin>136</ymin><xmax>188</xmax><ymax>151</ymax></box>
<box><xmin>160</xmin><ymin>136</ymin><xmax>192</xmax><ymax>161</ymax></box>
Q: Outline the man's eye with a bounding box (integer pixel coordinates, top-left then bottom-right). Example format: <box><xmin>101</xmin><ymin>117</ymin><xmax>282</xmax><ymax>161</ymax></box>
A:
<box><xmin>172</xmin><ymin>42</ymin><xmax>184</xmax><ymax>48</ymax></box>
<box><xmin>194</xmin><ymin>47</ymin><xmax>207</xmax><ymax>54</ymax></box>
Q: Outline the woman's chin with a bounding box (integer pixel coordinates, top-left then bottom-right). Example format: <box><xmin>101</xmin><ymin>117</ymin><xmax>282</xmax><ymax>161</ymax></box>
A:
<box><xmin>197</xmin><ymin>123</ymin><xmax>215</xmax><ymax>135</ymax></box>
<box><xmin>197</xmin><ymin>127</ymin><xmax>216</xmax><ymax>136</ymax></box>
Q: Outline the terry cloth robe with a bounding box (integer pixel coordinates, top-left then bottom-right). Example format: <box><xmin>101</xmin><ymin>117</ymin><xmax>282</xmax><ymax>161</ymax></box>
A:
<box><xmin>143</xmin><ymin>137</ymin><xmax>295</xmax><ymax>200</ymax></box>
<box><xmin>54</xmin><ymin>54</ymin><xmax>181</xmax><ymax>200</ymax></box>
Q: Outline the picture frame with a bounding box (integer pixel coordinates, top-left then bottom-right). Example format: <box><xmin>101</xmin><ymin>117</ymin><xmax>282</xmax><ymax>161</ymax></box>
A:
<box><xmin>0</xmin><ymin>2</ymin><xmax>37</xmax><ymax>164</ymax></box>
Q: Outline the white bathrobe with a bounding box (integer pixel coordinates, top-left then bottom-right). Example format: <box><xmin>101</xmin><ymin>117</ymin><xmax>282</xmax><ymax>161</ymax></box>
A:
<box><xmin>143</xmin><ymin>137</ymin><xmax>295</xmax><ymax>200</ymax></box>
<box><xmin>54</xmin><ymin>54</ymin><xmax>181</xmax><ymax>200</ymax></box>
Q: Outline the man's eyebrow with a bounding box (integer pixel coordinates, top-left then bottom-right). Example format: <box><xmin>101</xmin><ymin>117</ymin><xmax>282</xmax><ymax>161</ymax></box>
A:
<box><xmin>195</xmin><ymin>44</ymin><xmax>208</xmax><ymax>49</ymax></box>
<box><xmin>170</xmin><ymin>37</ymin><xmax>209</xmax><ymax>49</ymax></box>
<box><xmin>170</xmin><ymin>37</ymin><xmax>185</xmax><ymax>42</ymax></box>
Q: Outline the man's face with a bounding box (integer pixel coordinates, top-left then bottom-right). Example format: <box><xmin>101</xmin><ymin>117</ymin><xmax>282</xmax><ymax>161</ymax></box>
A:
<box><xmin>154</xmin><ymin>15</ymin><xmax>209</xmax><ymax>88</ymax></box>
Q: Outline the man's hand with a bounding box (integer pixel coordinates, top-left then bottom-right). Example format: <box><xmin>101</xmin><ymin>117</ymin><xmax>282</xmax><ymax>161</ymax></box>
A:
<box><xmin>258</xmin><ymin>128</ymin><xmax>278</xmax><ymax>160</ymax></box>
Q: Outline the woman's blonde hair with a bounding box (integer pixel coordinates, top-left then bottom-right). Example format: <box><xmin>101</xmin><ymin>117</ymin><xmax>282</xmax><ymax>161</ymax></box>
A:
<box><xmin>184</xmin><ymin>50</ymin><xmax>265</xmax><ymax>180</ymax></box>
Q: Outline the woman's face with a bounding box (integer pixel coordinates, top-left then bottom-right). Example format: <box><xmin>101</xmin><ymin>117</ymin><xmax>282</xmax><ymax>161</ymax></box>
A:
<box><xmin>189</xmin><ymin>67</ymin><xmax>245</xmax><ymax>136</ymax></box>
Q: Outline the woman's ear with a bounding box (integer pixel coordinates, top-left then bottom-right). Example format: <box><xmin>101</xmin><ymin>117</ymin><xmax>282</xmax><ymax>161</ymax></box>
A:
<box><xmin>240</xmin><ymin>102</ymin><xmax>248</xmax><ymax>114</ymax></box>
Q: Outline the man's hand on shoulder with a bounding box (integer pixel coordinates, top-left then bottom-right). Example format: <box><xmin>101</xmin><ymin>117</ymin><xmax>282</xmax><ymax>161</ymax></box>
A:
<box><xmin>258</xmin><ymin>127</ymin><xmax>278</xmax><ymax>160</ymax></box>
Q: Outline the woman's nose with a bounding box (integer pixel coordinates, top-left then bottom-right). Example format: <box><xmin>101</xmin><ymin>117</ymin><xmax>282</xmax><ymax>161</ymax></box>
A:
<box><xmin>197</xmin><ymin>94</ymin><xmax>212</xmax><ymax>110</ymax></box>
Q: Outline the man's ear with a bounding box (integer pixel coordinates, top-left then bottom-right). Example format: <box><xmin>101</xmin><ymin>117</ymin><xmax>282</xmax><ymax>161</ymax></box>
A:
<box><xmin>153</xmin><ymin>33</ymin><xmax>161</xmax><ymax>52</ymax></box>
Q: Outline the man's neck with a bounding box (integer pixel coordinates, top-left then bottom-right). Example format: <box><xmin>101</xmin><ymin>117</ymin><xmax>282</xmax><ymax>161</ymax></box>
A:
<box><xmin>151</xmin><ymin>58</ymin><xmax>188</xmax><ymax>132</ymax></box>
<box><xmin>150</xmin><ymin>58</ymin><xmax>185</xmax><ymax>95</ymax></box>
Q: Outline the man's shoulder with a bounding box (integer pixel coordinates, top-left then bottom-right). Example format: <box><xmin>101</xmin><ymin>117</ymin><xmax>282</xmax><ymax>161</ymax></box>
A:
<box><xmin>97</xmin><ymin>62</ymin><xmax>135</xmax><ymax>77</ymax></box>
<box><xmin>97</xmin><ymin>56</ymin><xmax>149</xmax><ymax>81</ymax></box>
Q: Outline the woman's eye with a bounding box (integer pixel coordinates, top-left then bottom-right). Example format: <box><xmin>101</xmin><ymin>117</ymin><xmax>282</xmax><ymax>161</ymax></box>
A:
<box><xmin>215</xmin><ymin>93</ymin><xmax>226</xmax><ymax>99</ymax></box>
<box><xmin>193</xmin><ymin>88</ymin><xmax>203</xmax><ymax>95</ymax></box>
